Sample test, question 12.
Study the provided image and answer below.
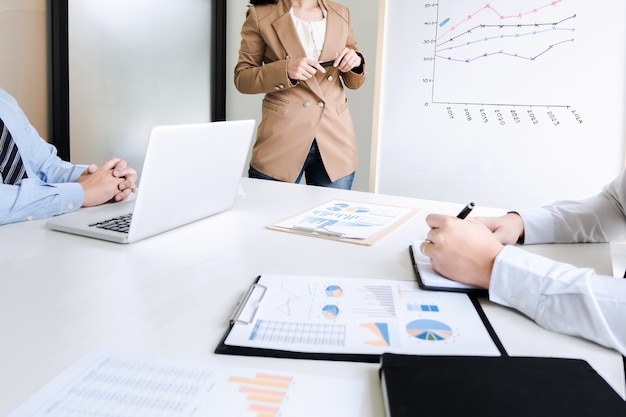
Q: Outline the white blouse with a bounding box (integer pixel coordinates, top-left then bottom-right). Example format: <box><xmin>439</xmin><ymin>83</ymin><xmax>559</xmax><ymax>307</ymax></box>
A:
<box><xmin>290</xmin><ymin>3</ymin><xmax>327</xmax><ymax>61</ymax></box>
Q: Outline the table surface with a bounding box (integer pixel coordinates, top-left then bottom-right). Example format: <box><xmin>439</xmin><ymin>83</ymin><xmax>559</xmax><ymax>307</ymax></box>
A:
<box><xmin>1</xmin><ymin>178</ymin><xmax>624</xmax><ymax>416</ymax></box>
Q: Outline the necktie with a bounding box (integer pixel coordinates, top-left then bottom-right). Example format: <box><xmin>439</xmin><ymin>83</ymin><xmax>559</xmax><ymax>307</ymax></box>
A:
<box><xmin>0</xmin><ymin>117</ymin><xmax>28</xmax><ymax>184</ymax></box>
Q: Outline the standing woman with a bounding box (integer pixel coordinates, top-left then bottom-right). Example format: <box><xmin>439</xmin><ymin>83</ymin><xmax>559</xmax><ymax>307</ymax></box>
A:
<box><xmin>235</xmin><ymin>0</ymin><xmax>366</xmax><ymax>189</ymax></box>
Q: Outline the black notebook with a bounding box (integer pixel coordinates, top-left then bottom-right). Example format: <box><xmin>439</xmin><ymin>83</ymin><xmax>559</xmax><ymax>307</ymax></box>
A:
<box><xmin>409</xmin><ymin>244</ymin><xmax>488</xmax><ymax>294</ymax></box>
<box><xmin>380</xmin><ymin>353</ymin><xmax>625</xmax><ymax>417</ymax></box>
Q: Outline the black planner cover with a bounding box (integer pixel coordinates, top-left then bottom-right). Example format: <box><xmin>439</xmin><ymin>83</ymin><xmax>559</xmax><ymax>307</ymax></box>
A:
<box><xmin>380</xmin><ymin>353</ymin><xmax>626</xmax><ymax>417</ymax></box>
<box><xmin>215</xmin><ymin>337</ymin><xmax>381</xmax><ymax>363</ymax></box>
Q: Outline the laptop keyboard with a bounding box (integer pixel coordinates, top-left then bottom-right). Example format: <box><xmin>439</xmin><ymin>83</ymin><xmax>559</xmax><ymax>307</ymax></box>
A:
<box><xmin>89</xmin><ymin>213</ymin><xmax>133</xmax><ymax>234</ymax></box>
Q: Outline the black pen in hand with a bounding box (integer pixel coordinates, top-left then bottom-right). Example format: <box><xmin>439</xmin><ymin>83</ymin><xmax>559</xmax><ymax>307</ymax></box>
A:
<box><xmin>456</xmin><ymin>202</ymin><xmax>475</xmax><ymax>219</ymax></box>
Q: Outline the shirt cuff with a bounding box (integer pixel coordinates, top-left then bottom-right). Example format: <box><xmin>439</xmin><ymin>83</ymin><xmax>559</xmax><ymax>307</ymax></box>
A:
<box><xmin>489</xmin><ymin>245</ymin><xmax>544</xmax><ymax>320</ymax></box>
<box><xmin>517</xmin><ymin>207</ymin><xmax>557</xmax><ymax>244</ymax></box>
<box><xmin>52</xmin><ymin>182</ymin><xmax>85</xmax><ymax>215</ymax></box>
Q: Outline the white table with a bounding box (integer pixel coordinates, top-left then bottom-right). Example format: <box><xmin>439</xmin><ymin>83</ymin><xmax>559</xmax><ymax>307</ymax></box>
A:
<box><xmin>0</xmin><ymin>178</ymin><xmax>623</xmax><ymax>416</ymax></box>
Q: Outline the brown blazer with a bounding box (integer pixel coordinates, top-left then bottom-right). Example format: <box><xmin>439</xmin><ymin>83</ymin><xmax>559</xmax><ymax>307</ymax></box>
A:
<box><xmin>234</xmin><ymin>0</ymin><xmax>366</xmax><ymax>182</ymax></box>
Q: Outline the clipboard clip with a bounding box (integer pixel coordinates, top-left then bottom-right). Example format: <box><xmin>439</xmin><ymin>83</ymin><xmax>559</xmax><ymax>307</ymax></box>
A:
<box><xmin>229</xmin><ymin>283</ymin><xmax>267</xmax><ymax>325</ymax></box>
<box><xmin>291</xmin><ymin>225</ymin><xmax>346</xmax><ymax>238</ymax></box>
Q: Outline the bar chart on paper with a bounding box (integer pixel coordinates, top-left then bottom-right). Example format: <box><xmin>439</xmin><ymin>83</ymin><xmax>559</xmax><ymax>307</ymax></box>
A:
<box><xmin>376</xmin><ymin>0</ymin><xmax>626</xmax><ymax>208</ymax></box>
<box><xmin>220</xmin><ymin>368</ymin><xmax>365</xmax><ymax>417</ymax></box>
<box><xmin>5</xmin><ymin>351</ymin><xmax>366</xmax><ymax>417</ymax></box>
<box><xmin>227</xmin><ymin>372</ymin><xmax>294</xmax><ymax>417</ymax></box>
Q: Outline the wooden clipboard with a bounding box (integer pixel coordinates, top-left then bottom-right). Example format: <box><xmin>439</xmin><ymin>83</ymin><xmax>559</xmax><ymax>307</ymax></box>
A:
<box><xmin>266</xmin><ymin>199</ymin><xmax>420</xmax><ymax>246</ymax></box>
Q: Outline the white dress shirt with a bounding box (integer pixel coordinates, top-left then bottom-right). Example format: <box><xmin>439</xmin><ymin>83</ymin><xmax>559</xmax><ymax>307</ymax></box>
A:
<box><xmin>489</xmin><ymin>170</ymin><xmax>626</xmax><ymax>355</ymax></box>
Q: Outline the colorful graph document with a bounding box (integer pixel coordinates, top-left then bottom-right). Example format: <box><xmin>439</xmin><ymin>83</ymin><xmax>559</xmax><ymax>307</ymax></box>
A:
<box><xmin>7</xmin><ymin>350</ymin><xmax>365</xmax><ymax>417</ymax></box>
<box><xmin>221</xmin><ymin>274</ymin><xmax>501</xmax><ymax>358</ymax></box>
<box><xmin>268</xmin><ymin>200</ymin><xmax>419</xmax><ymax>245</ymax></box>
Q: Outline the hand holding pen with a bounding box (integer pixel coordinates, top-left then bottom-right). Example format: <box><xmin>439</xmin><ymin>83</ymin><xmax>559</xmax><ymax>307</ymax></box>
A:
<box><xmin>287</xmin><ymin>57</ymin><xmax>326</xmax><ymax>81</ymax></box>
<box><xmin>456</xmin><ymin>202</ymin><xmax>475</xmax><ymax>219</ymax></box>
<box><xmin>421</xmin><ymin>202</ymin><xmax>474</xmax><ymax>256</ymax></box>
<box><xmin>420</xmin><ymin>202</ymin><xmax>503</xmax><ymax>288</ymax></box>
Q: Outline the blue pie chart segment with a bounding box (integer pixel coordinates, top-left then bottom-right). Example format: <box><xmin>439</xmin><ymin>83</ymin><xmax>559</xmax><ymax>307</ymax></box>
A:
<box><xmin>322</xmin><ymin>305</ymin><xmax>340</xmax><ymax>319</ymax></box>
<box><xmin>406</xmin><ymin>319</ymin><xmax>452</xmax><ymax>341</ymax></box>
<box><xmin>325</xmin><ymin>285</ymin><xmax>343</xmax><ymax>298</ymax></box>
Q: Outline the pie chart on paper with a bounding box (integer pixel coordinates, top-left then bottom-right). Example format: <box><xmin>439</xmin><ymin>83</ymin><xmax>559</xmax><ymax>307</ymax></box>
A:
<box><xmin>325</xmin><ymin>285</ymin><xmax>343</xmax><ymax>298</ymax></box>
<box><xmin>406</xmin><ymin>319</ymin><xmax>453</xmax><ymax>341</ymax></box>
<box><xmin>322</xmin><ymin>305</ymin><xmax>340</xmax><ymax>319</ymax></box>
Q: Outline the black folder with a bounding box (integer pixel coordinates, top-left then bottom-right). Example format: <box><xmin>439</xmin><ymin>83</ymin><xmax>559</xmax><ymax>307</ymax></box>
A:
<box><xmin>380</xmin><ymin>353</ymin><xmax>626</xmax><ymax>417</ymax></box>
<box><xmin>215</xmin><ymin>275</ymin><xmax>506</xmax><ymax>362</ymax></box>
<box><xmin>215</xmin><ymin>275</ymin><xmax>380</xmax><ymax>362</ymax></box>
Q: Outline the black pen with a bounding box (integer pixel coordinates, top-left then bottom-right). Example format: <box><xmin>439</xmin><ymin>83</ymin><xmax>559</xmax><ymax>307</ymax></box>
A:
<box><xmin>456</xmin><ymin>202</ymin><xmax>475</xmax><ymax>219</ymax></box>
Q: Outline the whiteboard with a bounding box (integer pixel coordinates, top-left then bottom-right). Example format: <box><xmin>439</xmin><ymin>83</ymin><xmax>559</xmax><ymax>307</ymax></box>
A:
<box><xmin>374</xmin><ymin>0</ymin><xmax>626</xmax><ymax>208</ymax></box>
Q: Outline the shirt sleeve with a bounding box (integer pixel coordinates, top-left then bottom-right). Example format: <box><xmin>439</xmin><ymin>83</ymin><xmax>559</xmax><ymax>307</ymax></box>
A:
<box><xmin>0</xmin><ymin>180</ymin><xmax>85</xmax><ymax>225</ymax></box>
<box><xmin>0</xmin><ymin>88</ymin><xmax>87</xmax><ymax>225</ymax></box>
<box><xmin>518</xmin><ymin>170</ymin><xmax>626</xmax><ymax>244</ymax></box>
<box><xmin>490</xmin><ymin>245</ymin><xmax>626</xmax><ymax>356</ymax></box>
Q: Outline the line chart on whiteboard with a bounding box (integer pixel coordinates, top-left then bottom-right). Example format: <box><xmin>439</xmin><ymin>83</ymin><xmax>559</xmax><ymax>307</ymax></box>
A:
<box><xmin>377</xmin><ymin>0</ymin><xmax>625</xmax><ymax>208</ymax></box>
<box><xmin>425</xmin><ymin>0</ymin><xmax>580</xmax><ymax>109</ymax></box>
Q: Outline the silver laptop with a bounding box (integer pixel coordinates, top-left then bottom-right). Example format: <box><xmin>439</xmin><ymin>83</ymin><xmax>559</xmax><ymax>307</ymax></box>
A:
<box><xmin>46</xmin><ymin>120</ymin><xmax>255</xmax><ymax>243</ymax></box>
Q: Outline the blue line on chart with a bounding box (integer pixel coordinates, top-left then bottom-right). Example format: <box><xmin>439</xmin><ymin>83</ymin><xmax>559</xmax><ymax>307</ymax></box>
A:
<box><xmin>277</xmin><ymin>283</ymin><xmax>314</xmax><ymax>316</ymax></box>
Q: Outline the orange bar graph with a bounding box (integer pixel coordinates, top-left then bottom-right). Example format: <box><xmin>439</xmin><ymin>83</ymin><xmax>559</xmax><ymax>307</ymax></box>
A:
<box><xmin>256</xmin><ymin>373</ymin><xmax>293</xmax><ymax>382</ymax></box>
<box><xmin>249</xmin><ymin>403</ymin><xmax>280</xmax><ymax>414</ymax></box>
<box><xmin>228</xmin><ymin>372</ymin><xmax>293</xmax><ymax>417</ymax></box>
<box><xmin>240</xmin><ymin>386</ymin><xmax>287</xmax><ymax>398</ymax></box>
<box><xmin>247</xmin><ymin>394</ymin><xmax>283</xmax><ymax>404</ymax></box>
<box><xmin>229</xmin><ymin>376</ymin><xmax>290</xmax><ymax>389</ymax></box>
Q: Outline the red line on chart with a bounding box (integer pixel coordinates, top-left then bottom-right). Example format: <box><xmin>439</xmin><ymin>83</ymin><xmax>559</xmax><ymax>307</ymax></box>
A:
<box><xmin>437</xmin><ymin>0</ymin><xmax>565</xmax><ymax>41</ymax></box>
<box><xmin>436</xmin><ymin>14</ymin><xmax>576</xmax><ymax>49</ymax></box>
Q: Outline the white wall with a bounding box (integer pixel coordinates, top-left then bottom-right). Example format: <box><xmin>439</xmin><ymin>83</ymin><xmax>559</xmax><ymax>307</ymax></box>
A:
<box><xmin>68</xmin><ymin>0</ymin><xmax>212</xmax><ymax>176</ymax></box>
<box><xmin>226</xmin><ymin>0</ymin><xmax>380</xmax><ymax>192</ymax></box>
<box><xmin>0</xmin><ymin>0</ymin><xmax>47</xmax><ymax>140</ymax></box>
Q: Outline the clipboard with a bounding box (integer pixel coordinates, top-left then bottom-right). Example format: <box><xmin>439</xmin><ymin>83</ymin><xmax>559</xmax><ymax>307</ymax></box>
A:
<box><xmin>267</xmin><ymin>200</ymin><xmax>419</xmax><ymax>246</ymax></box>
<box><xmin>216</xmin><ymin>276</ymin><xmax>380</xmax><ymax>363</ymax></box>
<box><xmin>409</xmin><ymin>244</ymin><xmax>488</xmax><ymax>295</ymax></box>
<box><xmin>215</xmin><ymin>274</ymin><xmax>505</xmax><ymax>362</ymax></box>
